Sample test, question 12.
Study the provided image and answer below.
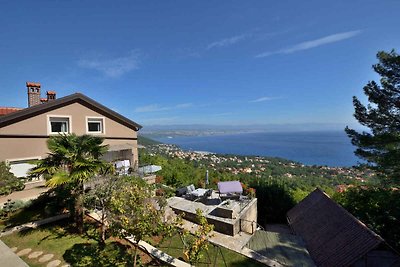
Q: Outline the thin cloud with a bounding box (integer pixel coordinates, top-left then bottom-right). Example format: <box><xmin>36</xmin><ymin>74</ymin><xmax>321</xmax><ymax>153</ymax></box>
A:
<box><xmin>255</xmin><ymin>30</ymin><xmax>362</xmax><ymax>58</ymax></box>
<box><xmin>250</xmin><ymin>96</ymin><xmax>280</xmax><ymax>103</ymax></box>
<box><xmin>78</xmin><ymin>50</ymin><xmax>140</xmax><ymax>78</ymax></box>
<box><xmin>134</xmin><ymin>104</ymin><xmax>166</xmax><ymax>113</ymax></box>
<box><xmin>142</xmin><ymin>116</ymin><xmax>180</xmax><ymax>125</ymax></box>
<box><xmin>175</xmin><ymin>47</ymin><xmax>201</xmax><ymax>59</ymax></box>
<box><xmin>207</xmin><ymin>34</ymin><xmax>249</xmax><ymax>50</ymax></box>
<box><xmin>134</xmin><ymin>103</ymin><xmax>193</xmax><ymax>113</ymax></box>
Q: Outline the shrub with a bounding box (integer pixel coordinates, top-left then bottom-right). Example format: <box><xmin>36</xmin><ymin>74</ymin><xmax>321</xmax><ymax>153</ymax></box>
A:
<box><xmin>0</xmin><ymin>162</ymin><xmax>25</xmax><ymax>196</ymax></box>
<box><xmin>0</xmin><ymin>199</ymin><xmax>28</xmax><ymax>219</ymax></box>
<box><xmin>334</xmin><ymin>187</ymin><xmax>400</xmax><ymax>251</ymax></box>
<box><xmin>250</xmin><ymin>178</ymin><xmax>296</xmax><ymax>225</ymax></box>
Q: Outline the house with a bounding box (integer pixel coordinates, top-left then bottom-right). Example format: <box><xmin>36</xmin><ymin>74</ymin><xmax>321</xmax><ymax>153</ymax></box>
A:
<box><xmin>0</xmin><ymin>82</ymin><xmax>142</xmax><ymax>178</ymax></box>
<box><xmin>287</xmin><ymin>188</ymin><xmax>400</xmax><ymax>267</ymax></box>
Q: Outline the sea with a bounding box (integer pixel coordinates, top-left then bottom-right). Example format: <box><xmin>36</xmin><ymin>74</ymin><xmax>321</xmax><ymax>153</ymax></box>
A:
<box><xmin>154</xmin><ymin>131</ymin><xmax>360</xmax><ymax>167</ymax></box>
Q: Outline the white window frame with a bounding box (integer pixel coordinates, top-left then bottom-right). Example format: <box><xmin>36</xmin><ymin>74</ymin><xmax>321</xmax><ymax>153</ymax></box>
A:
<box><xmin>47</xmin><ymin>115</ymin><xmax>72</xmax><ymax>135</ymax></box>
<box><xmin>86</xmin><ymin>116</ymin><xmax>105</xmax><ymax>134</ymax></box>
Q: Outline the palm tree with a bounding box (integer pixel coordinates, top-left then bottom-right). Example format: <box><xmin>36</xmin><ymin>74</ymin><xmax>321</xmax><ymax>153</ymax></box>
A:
<box><xmin>30</xmin><ymin>133</ymin><xmax>110</xmax><ymax>233</ymax></box>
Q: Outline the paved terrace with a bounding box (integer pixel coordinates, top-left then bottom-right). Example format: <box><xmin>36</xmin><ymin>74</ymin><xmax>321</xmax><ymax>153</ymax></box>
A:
<box><xmin>0</xmin><ymin>240</ymin><xmax>29</xmax><ymax>267</ymax></box>
<box><xmin>167</xmin><ymin>193</ymin><xmax>285</xmax><ymax>267</ymax></box>
<box><xmin>167</xmin><ymin>192</ymin><xmax>315</xmax><ymax>266</ymax></box>
<box><xmin>170</xmin><ymin>209</ymin><xmax>284</xmax><ymax>267</ymax></box>
<box><xmin>0</xmin><ymin>181</ymin><xmax>49</xmax><ymax>208</ymax></box>
<box><xmin>168</xmin><ymin>190</ymin><xmax>258</xmax><ymax>236</ymax></box>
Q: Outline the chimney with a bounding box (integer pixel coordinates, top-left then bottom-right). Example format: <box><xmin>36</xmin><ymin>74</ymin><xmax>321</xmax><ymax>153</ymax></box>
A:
<box><xmin>46</xmin><ymin>91</ymin><xmax>56</xmax><ymax>102</ymax></box>
<box><xmin>26</xmin><ymin>82</ymin><xmax>41</xmax><ymax>107</ymax></box>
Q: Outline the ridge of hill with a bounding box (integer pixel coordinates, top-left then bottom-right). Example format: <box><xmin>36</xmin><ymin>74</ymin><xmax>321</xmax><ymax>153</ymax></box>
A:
<box><xmin>138</xmin><ymin>135</ymin><xmax>161</xmax><ymax>146</ymax></box>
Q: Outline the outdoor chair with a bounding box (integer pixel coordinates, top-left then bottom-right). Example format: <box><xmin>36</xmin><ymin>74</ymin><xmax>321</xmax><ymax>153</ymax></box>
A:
<box><xmin>175</xmin><ymin>184</ymin><xmax>195</xmax><ymax>197</ymax></box>
<box><xmin>191</xmin><ymin>188</ymin><xmax>212</xmax><ymax>202</ymax></box>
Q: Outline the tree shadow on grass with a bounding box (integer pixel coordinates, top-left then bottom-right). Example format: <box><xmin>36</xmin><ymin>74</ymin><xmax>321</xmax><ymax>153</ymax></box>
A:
<box><xmin>17</xmin><ymin>218</ymin><xmax>71</xmax><ymax>238</ymax></box>
<box><xmin>5</xmin><ymin>189</ymin><xmax>68</xmax><ymax>227</ymax></box>
<box><xmin>229</xmin><ymin>258</ymin><xmax>266</xmax><ymax>267</ymax></box>
<box><xmin>64</xmin><ymin>242</ymin><xmax>135</xmax><ymax>267</ymax></box>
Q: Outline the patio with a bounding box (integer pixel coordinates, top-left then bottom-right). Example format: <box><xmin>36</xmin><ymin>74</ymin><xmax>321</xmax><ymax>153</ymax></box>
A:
<box><xmin>167</xmin><ymin>190</ymin><xmax>257</xmax><ymax>236</ymax></box>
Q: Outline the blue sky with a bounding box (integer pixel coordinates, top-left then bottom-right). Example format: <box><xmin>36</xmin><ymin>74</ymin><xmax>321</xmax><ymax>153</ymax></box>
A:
<box><xmin>1</xmin><ymin>1</ymin><xmax>399</xmax><ymax>129</ymax></box>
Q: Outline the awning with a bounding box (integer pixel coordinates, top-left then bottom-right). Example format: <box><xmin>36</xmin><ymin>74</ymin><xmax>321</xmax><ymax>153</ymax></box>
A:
<box><xmin>107</xmin><ymin>144</ymin><xmax>133</xmax><ymax>152</ymax></box>
<box><xmin>218</xmin><ymin>181</ymin><xmax>243</xmax><ymax>194</ymax></box>
<box><xmin>138</xmin><ymin>165</ymin><xmax>162</xmax><ymax>174</ymax></box>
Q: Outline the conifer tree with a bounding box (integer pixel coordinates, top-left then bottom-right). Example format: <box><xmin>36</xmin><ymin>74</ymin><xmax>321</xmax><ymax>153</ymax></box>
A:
<box><xmin>345</xmin><ymin>50</ymin><xmax>400</xmax><ymax>185</ymax></box>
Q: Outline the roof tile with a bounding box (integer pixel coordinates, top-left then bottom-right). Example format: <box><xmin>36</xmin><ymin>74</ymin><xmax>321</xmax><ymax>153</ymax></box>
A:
<box><xmin>287</xmin><ymin>189</ymin><xmax>385</xmax><ymax>267</ymax></box>
<box><xmin>0</xmin><ymin>107</ymin><xmax>23</xmax><ymax>116</ymax></box>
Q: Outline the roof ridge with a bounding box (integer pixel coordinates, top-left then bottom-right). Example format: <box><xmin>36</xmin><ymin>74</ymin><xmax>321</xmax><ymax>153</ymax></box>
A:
<box><xmin>0</xmin><ymin>92</ymin><xmax>142</xmax><ymax>131</ymax></box>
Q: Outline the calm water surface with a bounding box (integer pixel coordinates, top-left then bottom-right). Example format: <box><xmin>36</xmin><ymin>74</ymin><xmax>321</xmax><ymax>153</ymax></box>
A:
<box><xmin>155</xmin><ymin>131</ymin><xmax>360</xmax><ymax>167</ymax></box>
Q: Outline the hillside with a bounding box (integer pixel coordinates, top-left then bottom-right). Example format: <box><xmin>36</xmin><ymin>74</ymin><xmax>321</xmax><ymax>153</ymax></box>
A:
<box><xmin>138</xmin><ymin>135</ymin><xmax>161</xmax><ymax>146</ymax></box>
<box><xmin>140</xmin><ymin>143</ymin><xmax>375</xmax><ymax>196</ymax></box>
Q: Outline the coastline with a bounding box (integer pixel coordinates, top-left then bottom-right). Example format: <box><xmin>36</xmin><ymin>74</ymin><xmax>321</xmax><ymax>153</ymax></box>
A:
<box><xmin>150</xmin><ymin>131</ymin><xmax>359</xmax><ymax>167</ymax></box>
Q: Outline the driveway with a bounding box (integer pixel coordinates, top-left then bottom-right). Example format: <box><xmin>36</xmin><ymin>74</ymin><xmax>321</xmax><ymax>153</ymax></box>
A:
<box><xmin>0</xmin><ymin>181</ymin><xmax>49</xmax><ymax>207</ymax></box>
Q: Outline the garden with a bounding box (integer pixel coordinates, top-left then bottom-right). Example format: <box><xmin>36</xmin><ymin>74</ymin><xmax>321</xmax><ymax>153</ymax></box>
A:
<box><xmin>0</xmin><ymin>134</ymin><xmax>265</xmax><ymax>266</ymax></box>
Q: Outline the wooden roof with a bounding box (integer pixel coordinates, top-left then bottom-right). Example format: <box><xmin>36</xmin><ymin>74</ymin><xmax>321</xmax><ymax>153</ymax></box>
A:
<box><xmin>287</xmin><ymin>188</ymin><xmax>385</xmax><ymax>267</ymax></box>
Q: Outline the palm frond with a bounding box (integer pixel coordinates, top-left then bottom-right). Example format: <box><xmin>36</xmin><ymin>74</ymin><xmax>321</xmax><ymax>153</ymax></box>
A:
<box><xmin>45</xmin><ymin>171</ymin><xmax>71</xmax><ymax>187</ymax></box>
<box><xmin>36</xmin><ymin>133</ymin><xmax>109</xmax><ymax>185</ymax></box>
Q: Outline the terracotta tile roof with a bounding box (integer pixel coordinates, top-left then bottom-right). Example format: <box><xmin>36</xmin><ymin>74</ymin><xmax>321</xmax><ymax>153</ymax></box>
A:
<box><xmin>0</xmin><ymin>107</ymin><xmax>23</xmax><ymax>116</ymax></box>
<box><xmin>46</xmin><ymin>91</ymin><xmax>56</xmax><ymax>95</ymax></box>
<box><xmin>287</xmin><ymin>188</ymin><xmax>386</xmax><ymax>267</ymax></box>
<box><xmin>26</xmin><ymin>82</ymin><xmax>41</xmax><ymax>87</ymax></box>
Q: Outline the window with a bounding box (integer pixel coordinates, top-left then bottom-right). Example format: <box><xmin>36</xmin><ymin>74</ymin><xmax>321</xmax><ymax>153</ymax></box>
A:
<box><xmin>49</xmin><ymin>117</ymin><xmax>70</xmax><ymax>134</ymax></box>
<box><xmin>87</xmin><ymin>117</ymin><xmax>104</xmax><ymax>134</ymax></box>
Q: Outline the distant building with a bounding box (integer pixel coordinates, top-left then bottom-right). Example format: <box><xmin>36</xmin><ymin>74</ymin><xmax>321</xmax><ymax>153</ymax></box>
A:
<box><xmin>0</xmin><ymin>107</ymin><xmax>23</xmax><ymax>116</ymax></box>
<box><xmin>287</xmin><ymin>188</ymin><xmax>400</xmax><ymax>267</ymax></box>
<box><xmin>0</xmin><ymin>82</ymin><xmax>142</xmax><ymax>178</ymax></box>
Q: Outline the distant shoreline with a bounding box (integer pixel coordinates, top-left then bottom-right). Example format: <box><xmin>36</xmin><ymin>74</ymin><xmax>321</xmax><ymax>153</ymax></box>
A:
<box><xmin>149</xmin><ymin>131</ymin><xmax>359</xmax><ymax>167</ymax></box>
<box><xmin>142</xmin><ymin>129</ymin><xmax>348</xmax><ymax>139</ymax></box>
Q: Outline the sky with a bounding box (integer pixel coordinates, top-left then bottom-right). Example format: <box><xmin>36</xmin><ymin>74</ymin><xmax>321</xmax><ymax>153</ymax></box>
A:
<box><xmin>1</xmin><ymin>1</ymin><xmax>399</xmax><ymax>129</ymax></box>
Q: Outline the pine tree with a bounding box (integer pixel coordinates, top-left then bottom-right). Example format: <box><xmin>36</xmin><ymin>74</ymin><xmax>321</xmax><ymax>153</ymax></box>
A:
<box><xmin>345</xmin><ymin>50</ymin><xmax>400</xmax><ymax>185</ymax></box>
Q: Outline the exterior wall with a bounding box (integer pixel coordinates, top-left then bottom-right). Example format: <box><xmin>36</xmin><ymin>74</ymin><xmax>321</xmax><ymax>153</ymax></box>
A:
<box><xmin>207</xmin><ymin>217</ymin><xmax>235</xmax><ymax>236</ymax></box>
<box><xmin>0</xmin><ymin>103</ymin><xmax>137</xmax><ymax>137</ymax></box>
<box><xmin>171</xmin><ymin>198</ymin><xmax>258</xmax><ymax>237</ymax></box>
<box><xmin>0</xmin><ymin>102</ymin><xmax>139</xmax><ymax>170</ymax></box>
<box><xmin>239</xmin><ymin>198</ymin><xmax>258</xmax><ymax>234</ymax></box>
<box><xmin>208</xmin><ymin>198</ymin><xmax>258</xmax><ymax>236</ymax></box>
<box><xmin>0</xmin><ymin>138</ymin><xmax>48</xmax><ymax>162</ymax></box>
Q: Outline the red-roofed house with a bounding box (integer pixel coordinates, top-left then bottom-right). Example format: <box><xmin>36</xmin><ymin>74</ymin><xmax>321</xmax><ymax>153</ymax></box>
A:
<box><xmin>0</xmin><ymin>107</ymin><xmax>22</xmax><ymax>116</ymax></box>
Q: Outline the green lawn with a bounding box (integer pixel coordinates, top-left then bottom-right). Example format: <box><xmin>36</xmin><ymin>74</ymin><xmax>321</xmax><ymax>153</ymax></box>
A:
<box><xmin>152</xmin><ymin>233</ymin><xmax>265</xmax><ymax>267</ymax></box>
<box><xmin>1</xmin><ymin>216</ymin><xmax>265</xmax><ymax>267</ymax></box>
<box><xmin>0</xmin><ymin>208</ymin><xmax>49</xmax><ymax>231</ymax></box>
<box><xmin>0</xmin><ymin>219</ymin><xmax>141</xmax><ymax>267</ymax></box>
